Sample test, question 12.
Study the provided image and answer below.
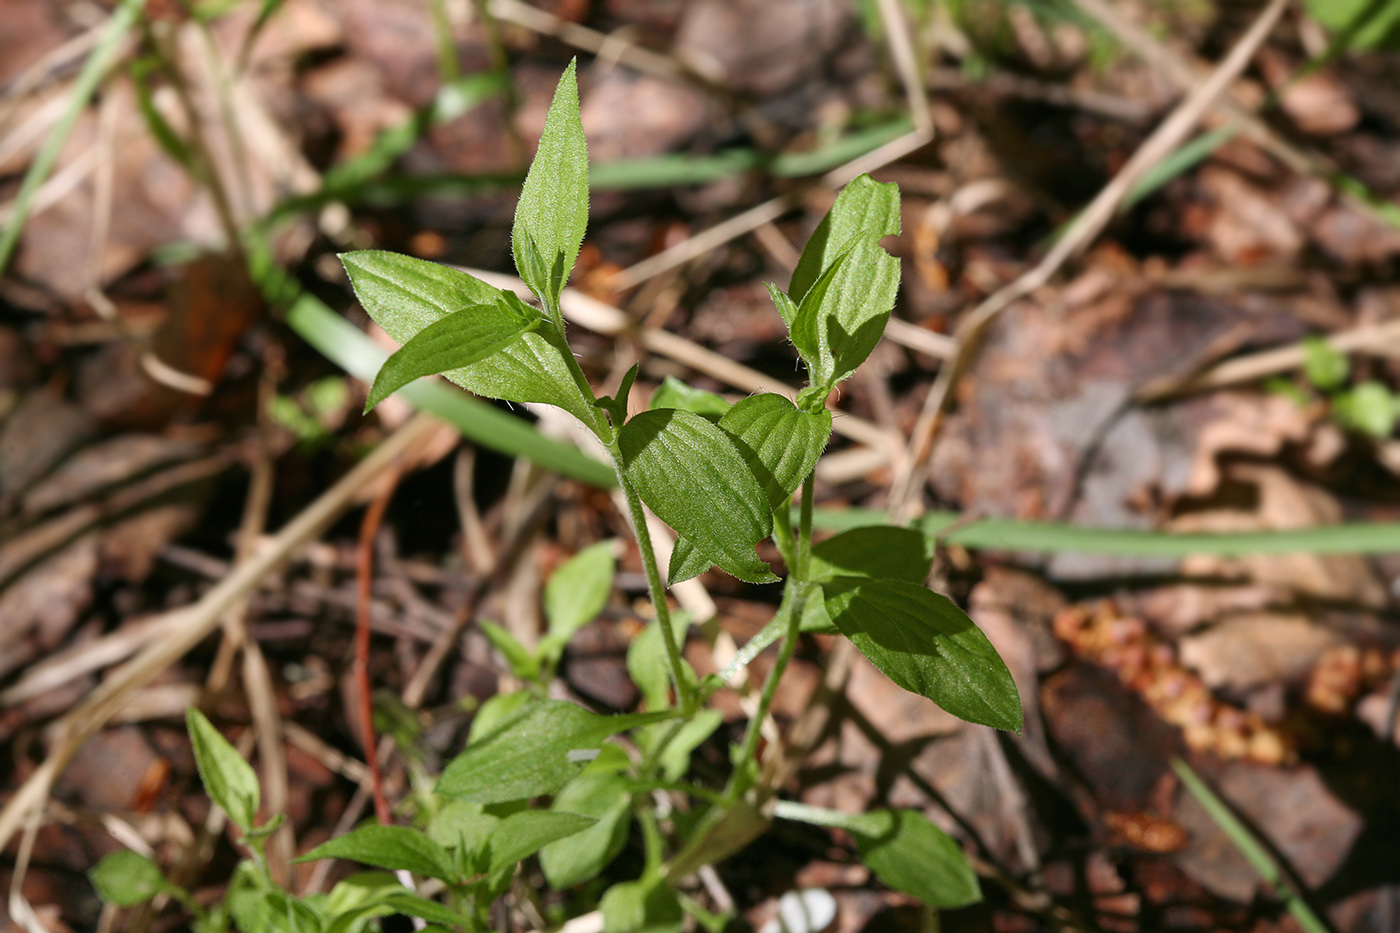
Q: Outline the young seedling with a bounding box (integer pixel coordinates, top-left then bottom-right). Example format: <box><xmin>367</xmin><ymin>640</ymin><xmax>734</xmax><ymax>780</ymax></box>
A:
<box><xmin>92</xmin><ymin>60</ymin><xmax>1023</xmax><ymax>932</ymax></box>
<box><xmin>346</xmin><ymin>57</ymin><xmax>1022</xmax><ymax>919</ymax></box>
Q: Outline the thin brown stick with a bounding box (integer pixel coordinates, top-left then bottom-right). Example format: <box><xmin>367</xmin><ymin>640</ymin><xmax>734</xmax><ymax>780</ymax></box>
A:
<box><xmin>608</xmin><ymin>126</ymin><xmax>934</xmax><ymax>291</ymax></box>
<box><xmin>1135</xmin><ymin>318</ymin><xmax>1400</xmax><ymax>402</ymax></box>
<box><xmin>355</xmin><ymin>467</ymin><xmax>402</xmax><ymax>825</ymax></box>
<box><xmin>888</xmin><ymin>0</ymin><xmax>1290</xmax><ymax>523</ymax></box>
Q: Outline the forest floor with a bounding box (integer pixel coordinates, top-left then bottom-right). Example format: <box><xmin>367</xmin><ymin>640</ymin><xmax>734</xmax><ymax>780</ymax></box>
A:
<box><xmin>2</xmin><ymin>0</ymin><xmax>1400</xmax><ymax>931</ymax></box>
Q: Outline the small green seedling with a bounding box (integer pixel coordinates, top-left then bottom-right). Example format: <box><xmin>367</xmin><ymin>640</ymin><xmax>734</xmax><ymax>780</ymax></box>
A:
<box><xmin>1270</xmin><ymin>336</ymin><xmax>1400</xmax><ymax>439</ymax></box>
<box><xmin>92</xmin><ymin>61</ymin><xmax>1022</xmax><ymax>932</ymax></box>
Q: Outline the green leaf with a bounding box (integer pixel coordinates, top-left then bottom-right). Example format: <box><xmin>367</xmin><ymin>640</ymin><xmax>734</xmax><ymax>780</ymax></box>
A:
<box><xmin>437</xmin><ymin>699</ymin><xmax>673</xmax><ymax>803</ymax></box>
<box><xmin>323</xmin><ymin>872</ymin><xmax>475</xmax><ymax>933</ymax></box>
<box><xmin>666</xmin><ymin>537</ymin><xmax>713</xmax><ymax>586</ymax></box>
<box><xmin>597</xmin><ymin>363</ymin><xmax>641</xmax><ymax>428</ymax></box>
<box><xmin>287</xmin><ymin>289</ymin><xmax>615</xmax><ymax>488</ymax></box>
<box><xmin>651</xmin><ymin>707</ymin><xmax>723</xmax><ymax>782</ymax></box>
<box><xmin>1303</xmin><ymin>336</ymin><xmax>1348</xmax><ymax>391</ymax></box>
<box><xmin>820</xmin><ymin>579</ymin><xmax>1022</xmax><ymax>732</ymax></box>
<box><xmin>341</xmin><ymin>251</ymin><xmax>600</xmax><ymax>428</ymax></box>
<box><xmin>381</xmin><ymin>892</ymin><xmax>472</xmax><ymax>929</ymax></box>
<box><xmin>468</xmin><ymin>690</ymin><xmax>535</xmax><ymax>744</ymax></box>
<box><xmin>788</xmin><ymin>245</ymin><xmax>857</xmax><ymax>370</ymax></box>
<box><xmin>545</xmin><ymin>540</ymin><xmax>616</xmax><ymax>640</ymax></box>
<box><xmin>719</xmin><ymin>393</ymin><xmax>832</xmax><ymax>508</ymax></box>
<box><xmin>364</xmin><ymin>293</ymin><xmax>541</xmax><ymax>411</ymax></box>
<box><xmin>797</xmin><ymin>586</ymin><xmax>837</xmax><ymax>634</ymax></box>
<box><xmin>325</xmin><ymin>870</ymin><xmax>405</xmax><ymax>919</ymax></box>
<box><xmin>1334</xmin><ymin>381</ymin><xmax>1397</xmax><ymax>438</ymax></box>
<box><xmin>600</xmin><ymin>874</ymin><xmax>684</xmax><ymax>933</ymax></box>
<box><xmin>485</xmin><ymin>810</ymin><xmax>596</xmax><ymax>876</ymax></box>
<box><xmin>540</xmin><ymin>772</ymin><xmax>633</xmax><ymax>887</ymax></box>
<box><xmin>626</xmin><ymin>612</ymin><xmax>694</xmax><ymax>709</ymax></box>
<box><xmin>226</xmin><ymin>861</ymin><xmax>320</xmax><ymax>933</ymax></box>
<box><xmin>90</xmin><ymin>850</ymin><xmax>169</xmax><ymax>907</ymax></box>
<box><xmin>513</xmin><ymin>59</ymin><xmax>589</xmax><ymax>310</ymax></box>
<box><xmin>427</xmin><ymin>800</ymin><xmax>499</xmax><ymax>871</ymax></box>
<box><xmin>479</xmin><ymin>621</ymin><xmax>540</xmax><ymax>681</ymax></box>
<box><xmin>847</xmin><ymin>810</ymin><xmax>981</xmax><ymax>908</ymax></box>
<box><xmin>619</xmin><ymin>408</ymin><xmax>777</xmax><ymax>584</ymax></box>
<box><xmin>810</xmin><ymin>526</ymin><xmax>933</xmax><ymax>584</ymax></box>
<box><xmin>765</xmin><ymin>282</ymin><xmax>800</xmax><ymax>330</ymax></box>
<box><xmin>787</xmin><ymin>175</ymin><xmax>901</xmax><ymax>390</ymax></box>
<box><xmin>186</xmin><ymin>708</ymin><xmax>260</xmax><ymax>834</ymax></box>
<box><xmin>790</xmin><ymin>174</ymin><xmax>901</xmax><ymax>305</ymax></box>
<box><xmin>650</xmin><ymin>376</ymin><xmax>732</xmax><ymax>420</ymax></box>
<box><xmin>295</xmin><ymin>824</ymin><xmax>458</xmax><ymax>883</ymax></box>
<box><xmin>1305</xmin><ymin>0</ymin><xmax>1400</xmax><ymax>50</ymax></box>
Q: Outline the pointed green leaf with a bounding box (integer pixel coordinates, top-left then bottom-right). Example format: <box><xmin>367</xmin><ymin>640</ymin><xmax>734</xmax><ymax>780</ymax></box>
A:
<box><xmin>597</xmin><ymin>363</ymin><xmax>641</xmax><ymax>427</ymax></box>
<box><xmin>810</xmin><ymin>526</ymin><xmax>933</xmax><ymax>584</ymax></box>
<box><xmin>480</xmin><ymin>620</ymin><xmax>540</xmax><ymax>681</ymax></box>
<box><xmin>295</xmin><ymin>824</ymin><xmax>458</xmax><ymax>883</ymax></box>
<box><xmin>545</xmin><ymin>540</ymin><xmax>616</xmax><ymax>640</ymax></box>
<box><xmin>789</xmin><ymin>174</ymin><xmax>901</xmax><ymax>304</ymax></box>
<box><xmin>427</xmin><ymin>799</ymin><xmax>499</xmax><ymax>870</ymax></box>
<box><xmin>788</xmin><ymin>175</ymin><xmax>902</xmax><ymax>391</ymax></box>
<box><xmin>666</xmin><ymin>536</ymin><xmax>712</xmax><ymax>585</ymax></box>
<box><xmin>90</xmin><ymin>850</ymin><xmax>169</xmax><ymax>907</ymax></box>
<box><xmin>848</xmin><ymin>809</ymin><xmax>981</xmax><ymax>908</ymax></box>
<box><xmin>186</xmin><ymin>708</ymin><xmax>259</xmax><ymax>834</ymax></box>
<box><xmin>650</xmin><ymin>376</ymin><xmax>732</xmax><ymax>420</ymax></box>
<box><xmin>765</xmin><ymin>282</ymin><xmax>800</xmax><ymax>330</ymax></box>
<box><xmin>437</xmin><ymin>699</ymin><xmax>673</xmax><ymax>802</ymax></box>
<box><xmin>485</xmin><ymin>810</ymin><xmax>596</xmax><ymax>876</ymax></box>
<box><xmin>788</xmin><ymin>245</ymin><xmax>857</xmax><ymax>369</ymax></box>
<box><xmin>540</xmin><ymin>772</ymin><xmax>632</xmax><ymax>887</ymax></box>
<box><xmin>719</xmin><ymin>393</ymin><xmax>832</xmax><ymax>508</ymax></box>
<box><xmin>618</xmin><ymin>408</ymin><xmax>777</xmax><ymax>584</ymax></box>
<box><xmin>820</xmin><ymin>579</ymin><xmax>1022</xmax><ymax>732</ymax></box>
<box><xmin>341</xmin><ymin>251</ymin><xmax>600</xmax><ymax>427</ymax></box>
<box><xmin>513</xmin><ymin>60</ymin><xmax>589</xmax><ymax>310</ymax></box>
<box><xmin>364</xmin><ymin>294</ymin><xmax>540</xmax><ymax>411</ymax></box>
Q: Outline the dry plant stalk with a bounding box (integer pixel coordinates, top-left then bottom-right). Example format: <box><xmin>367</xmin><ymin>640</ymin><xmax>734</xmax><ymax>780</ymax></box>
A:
<box><xmin>888</xmin><ymin>0</ymin><xmax>1291</xmax><ymax>521</ymax></box>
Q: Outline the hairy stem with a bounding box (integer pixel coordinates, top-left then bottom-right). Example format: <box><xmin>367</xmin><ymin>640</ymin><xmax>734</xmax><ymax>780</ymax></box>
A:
<box><xmin>722</xmin><ymin>479</ymin><xmax>818</xmax><ymax>802</ymax></box>
<box><xmin>614</xmin><ymin>463</ymin><xmax>694</xmax><ymax>711</ymax></box>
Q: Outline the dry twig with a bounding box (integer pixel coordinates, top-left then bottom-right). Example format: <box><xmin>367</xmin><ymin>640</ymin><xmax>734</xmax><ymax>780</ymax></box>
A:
<box><xmin>888</xmin><ymin>0</ymin><xmax>1291</xmax><ymax>522</ymax></box>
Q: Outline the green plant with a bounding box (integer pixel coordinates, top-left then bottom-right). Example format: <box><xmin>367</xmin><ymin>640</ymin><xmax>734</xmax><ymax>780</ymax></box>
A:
<box><xmin>91</xmin><ymin>61</ymin><xmax>1021</xmax><ymax>930</ymax></box>
<box><xmin>1269</xmin><ymin>336</ymin><xmax>1400</xmax><ymax>439</ymax></box>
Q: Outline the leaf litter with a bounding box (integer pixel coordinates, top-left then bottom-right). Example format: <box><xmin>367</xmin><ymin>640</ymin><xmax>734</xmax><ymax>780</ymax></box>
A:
<box><xmin>3</xmin><ymin>1</ymin><xmax>1400</xmax><ymax>931</ymax></box>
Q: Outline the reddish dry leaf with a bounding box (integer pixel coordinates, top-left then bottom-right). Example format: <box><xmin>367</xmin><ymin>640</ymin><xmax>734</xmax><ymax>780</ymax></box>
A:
<box><xmin>0</xmin><ymin>388</ymin><xmax>95</xmax><ymax>507</ymax></box>
<box><xmin>1197</xmin><ymin>166</ymin><xmax>1304</xmax><ymax>264</ymax></box>
<box><xmin>1179</xmin><ymin>614</ymin><xmax>1342</xmax><ymax>694</ymax></box>
<box><xmin>0</xmin><ymin>535</ymin><xmax>97</xmax><ymax>680</ymax></box>
<box><xmin>1257</xmin><ymin>48</ymin><xmax>1359</xmax><ymax>137</ymax></box>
